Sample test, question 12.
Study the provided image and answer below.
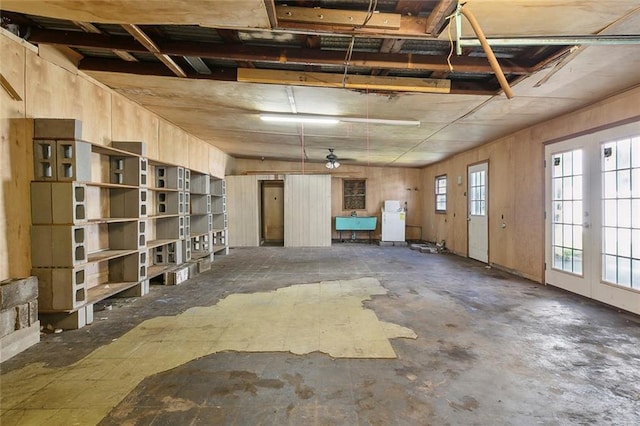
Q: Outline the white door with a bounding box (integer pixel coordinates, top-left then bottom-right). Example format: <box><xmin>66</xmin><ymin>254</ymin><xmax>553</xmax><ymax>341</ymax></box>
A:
<box><xmin>468</xmin><ymin>162</ymin><xmax>489</xmax><ymax>263</ymax></box>
<box><xmin>284</xmin><ymin>175</ymin><xmax>331</xmax><ymax>247</ymax></box>
<box><xmin>545</xmin><ymin>121</ymin><xmax>640</xmax><ymax>315</ymax></box>
<box><xmin>545</xmin><ymin>141</ymin><xmax>591</xmax><ymax>297</ymax></box>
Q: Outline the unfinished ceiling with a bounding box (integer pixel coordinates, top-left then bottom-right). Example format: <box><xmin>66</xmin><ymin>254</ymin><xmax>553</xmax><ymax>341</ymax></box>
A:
<box><xmin>1</xmin><ymin>1</ymin><xmax>639</xmax><ymax>167</ymax></box>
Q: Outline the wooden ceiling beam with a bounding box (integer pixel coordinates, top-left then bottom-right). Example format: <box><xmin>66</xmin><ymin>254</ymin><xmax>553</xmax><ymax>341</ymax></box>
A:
<box><xmin>276</xmin><ymin>6</ymin><xmax>401</xmax><ymax>30</ymax></box>
<box><xmin>71</xmin><ymin>21</ymin><xmax>138</xmax><ymax>62</ymax></box>
<box><xmin>425</xmin><ymin>0</ymin><xmax>458</xmax><ymax>37</ymax></box>
<box><xmin>27</xmin><ymin>28</ymin><xmax>532</xmax><ymax>74</ymax></box>
<box><xmin>121</xmin><ymin>24</ymin><xmax>186</xmax><ymax>77</ymax></box>
<box><xmin>77</xmin><ymin>57</ymin><xmax>498</xmax><ymax>95</ymax></box>
<box><xmin>79</xmin><ymin>57</ymin><xmax>236</xmax><ymax>80</ymax></box>
<box><xmin>395</xmin><ymin>0</ymin><xmax>433</xmax><ymax>16</ymax></box>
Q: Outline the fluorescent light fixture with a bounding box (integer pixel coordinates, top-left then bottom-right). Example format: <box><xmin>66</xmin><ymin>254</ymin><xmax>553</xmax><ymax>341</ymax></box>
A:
<box><xmin>260</xmin><ymin>113</ymin><xmax>420</xmax><ymax>126</ymax></box>
<box><xmin>341</xmin><ymin>117</ymin><xmax>420</xmax><ymax>126</ymax></box>
<box><xmin>260</xmin><ymin>113</ymin><xmax>339</xmax><ymax>124</ymax></box>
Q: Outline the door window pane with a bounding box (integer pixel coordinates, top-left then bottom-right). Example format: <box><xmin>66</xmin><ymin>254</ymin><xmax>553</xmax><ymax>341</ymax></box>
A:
<box><xmin>551</xmin><ymin>150</ymin><xmax>583</xmax><ymax>275</ymax></box>
<box><xmin>469</xmin><ymin>170</ymin><xmax>486</xmax><ymax>217</ymax></box>
<box><xmin>601</xmin><ymin>137</ymin><xmax>640</xmax><ymax>288</ymax></box>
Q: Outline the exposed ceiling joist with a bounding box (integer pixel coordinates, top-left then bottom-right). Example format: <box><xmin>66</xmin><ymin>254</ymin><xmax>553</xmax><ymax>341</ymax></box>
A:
<box><xmin>424</xmin><ymin>0</ymin><xmax>458</xmax><ymax>36</ymax></box>
<box><xmin>237</xmin><ymin>68</ymin><xmax>451</xmax><ymax>93</ymax></box>
<box><xmin>77</xmin><ymin>57</ymin><xmax>496</xmax><ymax>95</ymax></box>
<box><xmin>275</xmin><ymin>6</ymin><xmax>402</xmax><ymax>30</ymax></box>
<box><xmin>121</xmin><ymin>24</ymin><xmax>186</xmax><ymax>77</ymax></box>
<box><xmin>71</xmin><ymin>20</ymin><xmax>137</xmax><ymax>62</ymax></box>
<box><xmin>26</xmin><ymin>28</ymin><xmax>532</xmax><ymax>74</ymax></box>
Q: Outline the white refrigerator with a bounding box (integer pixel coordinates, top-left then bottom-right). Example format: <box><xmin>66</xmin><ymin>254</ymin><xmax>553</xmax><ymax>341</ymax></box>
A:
<box><xmin>381</xmin><ymin>200</ymin><xmax>406</xmax><ymax>242</ymax></box>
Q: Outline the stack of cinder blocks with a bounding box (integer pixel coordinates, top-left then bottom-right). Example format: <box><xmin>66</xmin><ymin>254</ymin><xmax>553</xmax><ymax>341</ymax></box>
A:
<box><xmin>0</xmin><ymin>277</ymin><xmax>40</xmax><ymax>362</ymax></box>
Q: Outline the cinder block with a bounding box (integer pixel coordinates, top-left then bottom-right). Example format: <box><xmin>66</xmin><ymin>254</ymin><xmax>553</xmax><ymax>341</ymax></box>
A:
<box><xmin>41</xmin><ymin>308</ymin><xmax>86</xmax><ymax>330</ymax></box>
<box><xmin>191</xmin><ymin>194</ymin><xmax>211</xmax><ymax>215</ymax></box>
<box><xmin>0</xmin><ymin>321</ymin><xmax>40</xmax><ymax>362</ymax></box>
<box><xmin>56</xmin><ymin>140</ymin><xmax>92</xmax><ymax>182</ymax></box>
<box><xmin>164</xmin><ymin>266</ymin><xmax>189</xmax><ymax>285</ymax></box>
<box><xmin>0</xmin><ymin>308</ymin><xmax>17</xmax><ymax>337</ymax></box>
<box><xmin>31</xmin><ymin>182</ymin><xmax>87</xmax><ymax>224</ymax></box>
<box><xmin>16</xmin><ymin>304</ymin><xmax>30</xmax><ymax>330</ymax></box>
<box><xmin>213</xmin><ymin>213</ymin><xmax>227</xmax><ymax>230</ymax></box>
<box><xmin>155</xmin><ymin>216</ymin><xmax>183</xmax><ymax>240</ymax></box>
<box><xmin>181</xmin><ymin>239</ymin><xmax>192</xmax><ymax>262</ymax></box>
<box><xmin>197</xmin><ymin>258</ymin><xmax>212</xmax><ymax>273</ymax></box>
<box><xmin>110</xmin><ymin>156</ymin><xmax>147</xmax><ymax>186</ymax></box>
<box><xmin>32</xmin><ymin>267</ymin><xmax>86</xmax><ymax>311</ymax></box>
<box><xmin>186</xmin><ymin>261</ymin><xmax>199</xmax><ymax>279</ymax></box>
<box><xmin>108</xmin><ymin>252</ymin><xmax>146</xmax><ymax>283</ymax></box>
<box><xmin>110</xmin><ymin>188</ymin><xmax>143</xmax><ymax>218</ymax></box>
<box><xmin>33</xmin><ymin>140</ymin><xmax>57</xmax><ymax>181</ymax></box>
<box><xmin>29</xmin><ymin>300</ymin><xmax>38</xmax><ymax>326</ymax></box>
<box><xmin>34</xmin><ymin>118</ymin><xmax>82</xmax><ymax>139</ymax></box>
<box><xmin>191</xmin><ymin>214</ymin><xmax>212</xmax><ymax>235</ymax></box>
<box><xmin>0</xmin><ymin>277</ymin><xmax>38</xmax><ymax>310</ymax></box>
<box><xmin>156</xmin><ymin>191</ymin><xmax>181</xmax><ymax>215</ymax></box>
<box><xmin>155</xmin><ymin>166</ymin><xmax>184</xmax><ymax>190</ymax></box>
<box><xmin>85</xmin><ymin>303</ymin><xmax>94</xmax><ymax>325</ymax></box>
<box><xmin>190</xmin><ymin>173</ymin><xmax>210</xmax><ymax>194</ymax></box>
<box><xmin>108</xmin><ymin>221</ymin><xmax>140</xmax><ymax>250</ymax></box>
<box><xmin>31</xmin><ymin>225</ymin><xmax>86</xmax><ymax>267</ymax></box>
<box><xmin>111</xmin><ymin>141</ymin><xmax>147</xmax><ymax>156</ymax></box>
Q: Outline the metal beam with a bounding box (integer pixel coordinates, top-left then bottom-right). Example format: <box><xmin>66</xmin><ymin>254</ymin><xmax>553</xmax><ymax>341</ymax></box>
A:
<box><xmin>121</xmin><ymin>24</ymin><xmax>186</xmax><ymax>78</ymax></box>
<box><xmin>459</xmin><ymin>35</ymin><xmax>640</xmax><ymax>47</ymax></box>
<box><xmin>26</xmin><ymin>28</ymin><xmax>532</xmax><ymax>74</ymax></box>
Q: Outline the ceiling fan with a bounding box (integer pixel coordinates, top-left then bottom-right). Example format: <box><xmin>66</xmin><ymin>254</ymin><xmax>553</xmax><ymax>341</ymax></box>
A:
<box><xmin>325</xmin><ymin>149</ymin><xmax>341</xmax><ymax>169</ymax></box>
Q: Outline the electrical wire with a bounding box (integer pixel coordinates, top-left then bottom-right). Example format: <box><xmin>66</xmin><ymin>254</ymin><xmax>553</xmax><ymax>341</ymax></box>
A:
<box><xmin>355</xmin><ymin>0</ymin><xmax>378</xmax><ymax>29</ymax></box>
<box><xmin>446</xmin><ymin>13</ymin><xmax>455</xmax><ymax>72</ymax></box>
<box><xmin>342</xmin><ymin>36</ymin><xmax>356</xmax><ymax>87</ymax></box>
<box><xmin>300</xmin><ymin>122</ymin><xmax>305</xmax><ymax>174</ymax></box>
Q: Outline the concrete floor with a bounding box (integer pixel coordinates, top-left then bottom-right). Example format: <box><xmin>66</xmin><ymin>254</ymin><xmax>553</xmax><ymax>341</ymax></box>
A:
<box><xmin>2</xmin><ymin>245</ymin><xmax>640</xmax><ymax>425</ymax></box>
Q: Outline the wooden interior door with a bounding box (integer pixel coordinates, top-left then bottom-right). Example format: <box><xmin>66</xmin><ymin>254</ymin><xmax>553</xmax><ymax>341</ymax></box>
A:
<box><xmin>262</xmin><ymin>181</ymin><xmax>284</xmax><ymax>242</ymax></box>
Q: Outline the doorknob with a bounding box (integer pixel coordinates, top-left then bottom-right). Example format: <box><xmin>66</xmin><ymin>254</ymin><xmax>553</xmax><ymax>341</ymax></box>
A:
<box><xmin>467</xmin><ymin>217</ymin><xmax>471</xmax><ymax>222</ymax></box>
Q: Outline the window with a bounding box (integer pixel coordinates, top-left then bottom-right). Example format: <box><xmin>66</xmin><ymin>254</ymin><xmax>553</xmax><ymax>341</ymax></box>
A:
<box><xmin>469</xmin><ymin>170</ymin><xmax>486</xmax><ymax>216</ymax></box>
<box><xmin>435</xmin><ymin>175</ymin><xmax>447</xmax><ymax>213</ymax></box>
<box><xmin>343</xmin><ymin>179</ymin><xmax>366</xmax><ymax>210</ymax></box>
<box><xmin>551</xmin><ymin>150</ymin><xmax>584</xmax><ymax>275</ymax></box>
<box><xmin>601</xmin><ymin>136</ymin><xmax>640</xmax><ymax>288</ymax></box>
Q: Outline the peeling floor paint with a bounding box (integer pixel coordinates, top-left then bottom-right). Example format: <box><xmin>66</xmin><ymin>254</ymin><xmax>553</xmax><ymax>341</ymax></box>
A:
<box><xmin>0</xmin><ymin>277</ymin><xmax>416</xmax><ymax>425</ymax></box>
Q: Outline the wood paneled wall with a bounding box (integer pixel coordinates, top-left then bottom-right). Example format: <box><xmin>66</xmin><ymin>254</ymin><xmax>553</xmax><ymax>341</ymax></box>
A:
<box><xmin>284</xmin><ymin>175</ymin><xmax>331</xmax><ymax>247</ymax></box>
<box><xmin>421</xmin><ymin>86</ymin><xmax>640</xmax><ymax>283</ymax></box>
<box><xmin>226</xmin><ymin>175</ymin><xmax>260</xmax><ymax>247</ymax></box>
<box><xmin>231</xmin><ymin>159</ymin><xmax>423</xmax><ymax>240</ymax></box>
<box><xmin>0</xmin><ymin>30</ymin><xmax>231</xmax><ymax>281</ymax></box>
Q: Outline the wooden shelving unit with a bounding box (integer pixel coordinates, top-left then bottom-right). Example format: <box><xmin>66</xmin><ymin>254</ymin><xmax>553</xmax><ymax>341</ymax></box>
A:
<box><xmin>31</xmin><ymin>120</ymin><xmax>148</xmax><ymax>329</ymax></box>
<box><xmin>30</xmin><ymin>119</ymin><xmax>229</xmax><ymax>328</ymax></box>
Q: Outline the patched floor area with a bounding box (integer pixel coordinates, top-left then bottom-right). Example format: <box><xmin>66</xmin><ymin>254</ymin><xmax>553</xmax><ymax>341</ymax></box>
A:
<box><xmin>0</xmin><ymin>277</ymin><xmax>415</xmax><ymax>424</ymax></box>
<box><xmin>2</xmin><ymin>245</ymin><xmax>640</xmax><ymax>425</ymax></box>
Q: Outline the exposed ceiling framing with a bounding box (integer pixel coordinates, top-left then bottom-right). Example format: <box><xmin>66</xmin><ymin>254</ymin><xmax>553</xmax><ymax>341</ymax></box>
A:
<box><xmin>1</xmin><ymin>0</ymin><xmax>639</xmax><ymax>167</ymax></box>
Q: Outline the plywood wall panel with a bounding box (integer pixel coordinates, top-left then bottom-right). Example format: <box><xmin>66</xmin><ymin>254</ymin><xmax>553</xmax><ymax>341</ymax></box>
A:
<box><xmin>226</xmin><ymin>175</ymin><xmax>260</xmax><ymax>247</ymax></box>
<box><xmin>111</xmin><ymin>94</ymin><xmax>159</xmax><ymax>158</ymax></box>
<box><xmin>188</xmin><ymin>136</ymin><xmax>209</xmax><ymax>173</ymax></box>
<box><xmin>158</xmin><ymin>120</ymin><xmax>190</xmax><ymax>166</ymax></box>
<box><xmin>284</xmin><ymin>175</ymin><xmax>331</xmax><ymax>247</ymax></box>
<box><xmin>232</xmin><ymin>159</ymin><xmax>422</xmax><ymax>240</ymax></box>
<box><xmin>0</xmin><ymin>33</ymin><xmax>29</xmax><ymax>280</ymax></box>
<box><xmin>421</xmin><ymin>86</ymin><xmax>640</xmax><ymax>283</ymax></box>
<box><xmin>25</xmin><ymin>52</ymin><xmax>111</xmax><ymax>144</ymax></box>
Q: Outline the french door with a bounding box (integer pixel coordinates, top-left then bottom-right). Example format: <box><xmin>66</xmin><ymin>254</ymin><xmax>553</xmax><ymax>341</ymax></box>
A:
<box><xmin>545</xmin><ymin>121</ymin><xmax>640</xmax><ymax>314</ymax></box>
